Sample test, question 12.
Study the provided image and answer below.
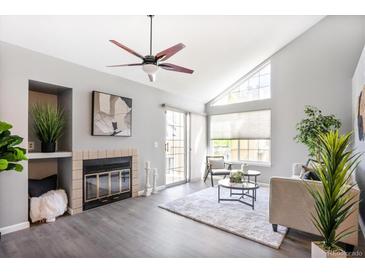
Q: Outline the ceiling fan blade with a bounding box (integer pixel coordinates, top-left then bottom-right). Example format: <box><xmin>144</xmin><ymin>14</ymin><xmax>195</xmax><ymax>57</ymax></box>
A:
<box><xmin>156</xmin><ymin>43</ymin><xmax>186</xmax><ymax>62</ymax></box>
<box><xmin>109</xmin><ymin>40</ymin><xmax>145</xmax><ymax>60</ymax></box>
<box><xmin>106</xmin><ymin>63</ymin><xmax>143</xmax><ymax>67</ymax></box>
<box><xmin>159</xmin><ymin>63</ymin><xmax>194</xmax><ymax>74</ymax></box>
<box><xmin>148</xmin><ymin>74</ymin><xmax>156</xmax><ymax>82</ymax></box>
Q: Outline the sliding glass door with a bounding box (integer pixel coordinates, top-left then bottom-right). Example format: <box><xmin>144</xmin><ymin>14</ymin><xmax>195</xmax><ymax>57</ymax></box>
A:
<box><xmin>165</xmin><ymin>110</ymin><xmax>187</xmax><ymax>185</ymax></box>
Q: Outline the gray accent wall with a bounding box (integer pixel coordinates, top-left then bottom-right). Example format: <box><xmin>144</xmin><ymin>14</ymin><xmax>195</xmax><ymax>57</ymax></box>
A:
<box><xmin>352</xmin><ymin>44</ymin><xmax>365</xmax><ymax>221</ymax></box>
<box><xmin>206</xmin><ymin>16</ymin><xmax>365</xmax><ymax>184</ymax></box>
<box><xmin>0</xmin><ymin>41</ymin><xmax>204</xmax><ymax>229</ymax></box>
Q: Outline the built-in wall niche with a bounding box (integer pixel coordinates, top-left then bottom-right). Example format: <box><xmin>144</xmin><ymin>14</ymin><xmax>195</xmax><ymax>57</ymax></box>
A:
<box><xmin>28</xmin><ymin>80</ymin><xmax>72</xmax><ymax>153</ymax></box>
<box><xmin>28</xmin><ymin>157</ymin><xmax>72</xmax><ymax>197</ymax></box>
<box><xmin>27</xmin><ymin>80</ymin><xmax>73</xmax><ymax>220</ymax></box>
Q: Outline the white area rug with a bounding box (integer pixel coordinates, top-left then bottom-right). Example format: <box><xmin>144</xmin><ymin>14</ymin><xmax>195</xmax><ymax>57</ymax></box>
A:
<box><xmin>159</xmin><ymin>185</ymin><xmax>287</xmax><ymax>249</ymax></box>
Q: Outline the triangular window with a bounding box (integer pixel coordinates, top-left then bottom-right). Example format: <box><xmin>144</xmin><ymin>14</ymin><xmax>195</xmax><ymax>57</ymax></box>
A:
<box><xmin>211</xmin><ymin>62</ymin><xmax>271</xmax><ymax>106</ymax></box>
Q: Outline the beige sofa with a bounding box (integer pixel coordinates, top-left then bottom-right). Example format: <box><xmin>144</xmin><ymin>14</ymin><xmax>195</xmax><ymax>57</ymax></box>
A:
<box><xmin>269</xmin><ymin>163</ymin><xmax>360</xmax><ymax>248</ymax></box>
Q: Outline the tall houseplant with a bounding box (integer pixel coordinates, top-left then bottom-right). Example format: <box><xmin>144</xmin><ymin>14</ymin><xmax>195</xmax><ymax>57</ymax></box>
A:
<box><xmin>307</xmin><ymin>130</ymin><xmax>361</xmax><ymax>258</ymax></box>
<box><xmin>0</xmin><ymin>121</ymin><xmax>27</xmax><ymax>172</ymax></box>
<box><xmin>295</xmin><ymin>106</ymin><xmax>341</xmax><ymax>157</ymax></box>
<box><xmin>31</xmin><ymin>104</ymin><xmax>65</xmax><ymax>153</ymax></box>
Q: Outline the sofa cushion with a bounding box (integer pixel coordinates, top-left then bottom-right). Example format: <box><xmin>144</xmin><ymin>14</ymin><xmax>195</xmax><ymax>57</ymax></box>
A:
<box><xmin>211</xmin><ymin>168</ymin><xmax>231</xmax><ymax>175</ymax></box>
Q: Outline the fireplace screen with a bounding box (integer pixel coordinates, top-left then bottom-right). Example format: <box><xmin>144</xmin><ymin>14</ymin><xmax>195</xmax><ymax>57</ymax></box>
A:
<box><xmin>110</xmin><ymin>171</ymin><xmax>120</xmax><ymax>194</ymax></box>
<box><xmin>84</xmin><ymin>169</ymin><xmax>130</xmax><ymax>202</ymax></box>
<box><xmin>85</xmin><ymin>174</ymin><xmax>97</xmax><ymax>201</ymax></box>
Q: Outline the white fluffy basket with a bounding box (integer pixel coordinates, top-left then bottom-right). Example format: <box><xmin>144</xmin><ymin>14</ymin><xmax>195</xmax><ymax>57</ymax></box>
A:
<box><xmin>30</xmin><ymin>189</ymin><xmax>68</xmax><ymax>223</ymax></box>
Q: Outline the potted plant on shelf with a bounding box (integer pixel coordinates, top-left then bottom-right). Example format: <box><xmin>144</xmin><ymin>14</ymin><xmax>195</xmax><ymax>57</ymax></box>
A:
<box><xmin>31</xmin><ymin>104</ymin><xmax>65</xmax><ymax>153</ymax></box>
<box><xmin>307</xmin><ymin>130</ymin><xmax>361</xmax><ymax>258</ymax></box>
<box><xmin>295</xmin><ymin>105</ymin><xmax>341</xmax><ymax>158</ymax></box>
<box><xmin>0</xmin><ymin>121</ymin><xmax>27</xmax><ymax>172</ymax></box>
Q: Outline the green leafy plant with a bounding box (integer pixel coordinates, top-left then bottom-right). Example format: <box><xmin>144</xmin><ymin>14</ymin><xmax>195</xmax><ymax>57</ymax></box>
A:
<box><xmin>307</xmin><ymin>130</ymin><xmax>361</xmax><ymax>251</ymax></box>
<box><xmin>0</xmin><ymin>121</ymin><xmax>27</xmax><ymax>172</ymax></box>
<box><xmin>230</xmin><ymin>170</ymin><xmax>244</xmax><ymax>183</ymax></box>
<box><xmin>31</xmin><ymin>104</ymin><xmax>65</xmax><ymax>144</ymax></box>
<box><xmin>295</xmin><ymin>106</ymin><xmax>341</xmax><ymax>157</ymax></box>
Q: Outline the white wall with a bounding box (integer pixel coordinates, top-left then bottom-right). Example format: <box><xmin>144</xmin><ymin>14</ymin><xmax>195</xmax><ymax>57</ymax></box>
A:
<box><xmin>0</xmin><ymin>41</ymin><xmax>205</xmax><ymax>229</ymax></box>
<box><xmin>352</xmin><ymin>45</ymin><xmax>365</xmax><ymax>221</ymax></box>
<box><xmin>206</xmin><ymin>16</ymin><xmax>365</xmax><ymax>184</ymax></box>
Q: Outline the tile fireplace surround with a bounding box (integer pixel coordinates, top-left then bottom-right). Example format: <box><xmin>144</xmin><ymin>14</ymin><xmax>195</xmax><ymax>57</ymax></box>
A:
<box><xmin>70</xmin><ymin>148</ymin><xmax>139</xmax><ymax>215</ymax></box>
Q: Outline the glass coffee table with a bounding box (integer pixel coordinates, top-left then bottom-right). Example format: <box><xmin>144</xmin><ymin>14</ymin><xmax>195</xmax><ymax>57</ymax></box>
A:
<box><xmin>217</xmin><ymin>178</ymin><xmax>259</xmax><ymax>209</ymax></box>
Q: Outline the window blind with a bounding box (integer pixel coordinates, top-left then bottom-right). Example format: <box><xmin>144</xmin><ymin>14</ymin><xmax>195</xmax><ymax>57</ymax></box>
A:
<box><xmin>210</xmin><ymin>110</ymin><xmax>271</xmax><ymax>140</ymax></box>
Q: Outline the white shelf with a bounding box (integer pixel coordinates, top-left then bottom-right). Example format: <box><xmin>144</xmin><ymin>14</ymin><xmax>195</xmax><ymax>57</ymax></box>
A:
<box><xmin>28</xmin><ymin>151</ymin><xmax>72</xmax><ymax>160</ymax></box>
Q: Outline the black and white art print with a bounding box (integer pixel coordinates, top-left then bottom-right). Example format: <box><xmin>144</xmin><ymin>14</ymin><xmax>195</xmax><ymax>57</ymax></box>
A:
<box><xmin>92</xmin><ymin>91</ymin><xmax>132</xmax><ymax>136</ymax></box>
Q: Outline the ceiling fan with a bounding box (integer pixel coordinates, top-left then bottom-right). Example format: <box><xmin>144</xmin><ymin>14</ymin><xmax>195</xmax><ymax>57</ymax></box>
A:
<box><xmin>107</xmin><ymin>15</ymin><xmax>194</xmax><ymax>82</ymax></box>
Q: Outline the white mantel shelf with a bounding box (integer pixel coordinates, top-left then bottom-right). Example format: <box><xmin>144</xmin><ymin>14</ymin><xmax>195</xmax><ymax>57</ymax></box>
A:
<box><xmin>28</xmin><ymin>151</ymin><xmax>73</xmax><ymax>160</ymax></box>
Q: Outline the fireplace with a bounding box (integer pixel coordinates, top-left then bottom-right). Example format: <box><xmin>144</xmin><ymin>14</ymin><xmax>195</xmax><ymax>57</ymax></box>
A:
<box><xmin>83</xmin><ymin>156</ymin><xmax>132</xmax><ymax>210</ymax></box>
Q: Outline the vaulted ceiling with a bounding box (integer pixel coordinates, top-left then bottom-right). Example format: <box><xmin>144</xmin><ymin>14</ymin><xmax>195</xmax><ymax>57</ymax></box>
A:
<box><xmin>0</xmin><ymin>15</ymin><xmax>323</xmax><ymax>103</ymax></box>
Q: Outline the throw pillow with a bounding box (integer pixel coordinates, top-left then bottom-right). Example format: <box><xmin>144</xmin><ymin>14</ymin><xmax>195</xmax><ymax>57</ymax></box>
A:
<box><xmin>299</xmin><ymin>165</ymin><xmax>312</xmax><ymax>179</ymax></box>
<box><xmin>299</xmin><ymin>167</ymin><xmax>306</xmax><ymax>179</ymax></box>
<box><xmin>299</xmin><ymin>159</ymin><xmax>318</xmax><ymax>179</ymax></box>
<box><xmin>302</xmin><ymin>171</ymin><xmax>320</xmax><ymax>181</ymax></box>
<box><xmin>29</xmin><ymin>174</ymin><xmax>58</xmax><ymax>197</ymax></box>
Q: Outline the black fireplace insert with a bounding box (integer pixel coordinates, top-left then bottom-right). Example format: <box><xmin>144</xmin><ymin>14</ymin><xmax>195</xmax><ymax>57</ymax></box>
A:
<box><xmin>83</xmin><ymin>156</ymin><xmax>132</xmax><ymax>210</ymax></box>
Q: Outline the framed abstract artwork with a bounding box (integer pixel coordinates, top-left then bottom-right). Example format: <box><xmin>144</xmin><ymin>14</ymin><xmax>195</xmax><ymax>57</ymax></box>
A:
<box><xmin>92</xmin><ymin>91</ymin><xmax>132</xmax><ymax>136</ymax></box>
<box><xmin>358</xmin><ymin>87</ymin><xmax>365</xmax><ymax>141</ymax></box>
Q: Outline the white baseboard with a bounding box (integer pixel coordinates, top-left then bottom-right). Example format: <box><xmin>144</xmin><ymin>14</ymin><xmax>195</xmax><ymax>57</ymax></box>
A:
<box><xmin>0</xmin><ymin>221</ymin><xmax>30</xmax><ymax>235</ymax></box>
<box><xmin>359</xmin><ymin>215</ymin><xmax>365</xmax><ymax>239</ymax></box>
<box><xmin>138</xmin><ymin>185</ymin><xmax>166</xmax><ymax>196</ymax></box>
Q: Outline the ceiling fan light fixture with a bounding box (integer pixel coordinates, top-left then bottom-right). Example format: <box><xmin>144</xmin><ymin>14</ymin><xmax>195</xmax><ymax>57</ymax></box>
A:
<box><xmin>142</xmin><ymin>63</ymin><xmax>159</xmax><ymax>75</ymax></box>
<box><xmin>107</xmin><ymin>15</ymin><xmax>194</xmax><ymax>82</ymax></box>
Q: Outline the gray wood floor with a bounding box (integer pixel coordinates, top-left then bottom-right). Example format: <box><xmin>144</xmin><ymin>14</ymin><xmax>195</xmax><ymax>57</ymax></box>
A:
<box><xmin>0</xmin><ymin>181</ymin><xmax>364</xmax><ymax>258</ymax></box>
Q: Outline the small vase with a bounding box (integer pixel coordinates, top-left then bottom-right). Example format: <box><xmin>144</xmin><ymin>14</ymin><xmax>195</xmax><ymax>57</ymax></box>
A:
<box><xmin>241</xmin><ymin>163</ymin><xmax>249</xmax><ymax>173</ymax></box>
<box><xmin>41</xmin><ymin>142</ymin><xmax>56</xmax><ymax>153</ymax></box>
<box><xmin>311</xmin><ymin>242</ymin><xmax>347</xmax><ymax>258</ymax></box>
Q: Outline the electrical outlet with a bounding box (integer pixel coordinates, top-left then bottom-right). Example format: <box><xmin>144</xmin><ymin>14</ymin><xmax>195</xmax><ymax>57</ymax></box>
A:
<box><xmin>154</xmin><ymin>141</ymin><xmax>159</xmax><ymax>148</ymax></box>
<box><xmin>28</xmin><ymin>141</ymin><xmax>35</xmax><ymax>151</ymax></box>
